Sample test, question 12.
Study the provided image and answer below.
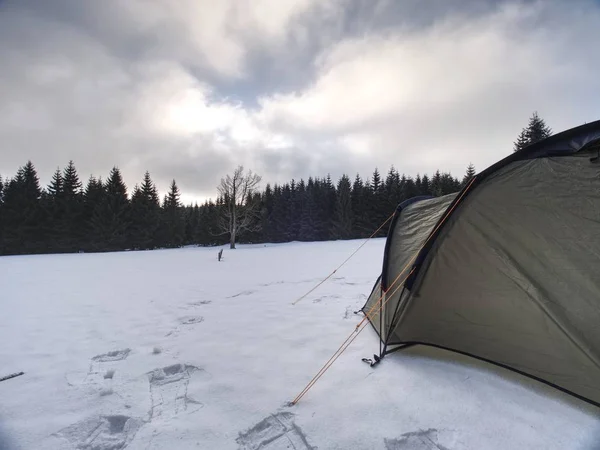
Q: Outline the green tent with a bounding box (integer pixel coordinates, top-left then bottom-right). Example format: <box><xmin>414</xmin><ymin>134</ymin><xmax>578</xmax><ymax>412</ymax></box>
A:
<box><xmin>361</xmin><ymin>119</ymin><xmax>600</xmax><ymax>408</ymax></box>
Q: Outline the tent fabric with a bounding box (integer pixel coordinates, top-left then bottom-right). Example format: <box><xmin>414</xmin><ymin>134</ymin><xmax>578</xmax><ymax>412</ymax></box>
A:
<box><xmin>362</xmin><ymin>120</ymin><xmax>600</xmax><ymax>407</ymax></box>
<box><xmin>362</xmin><ymin>194</ymin><xmax>457</xmax><ymax>342</ymax></box>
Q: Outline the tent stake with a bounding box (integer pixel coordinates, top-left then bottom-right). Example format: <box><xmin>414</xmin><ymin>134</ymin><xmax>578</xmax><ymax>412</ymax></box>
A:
<box><xmin>0</xmin><ymin>372</ymin><xmax>24</xmax><ymax>383</ymax></box>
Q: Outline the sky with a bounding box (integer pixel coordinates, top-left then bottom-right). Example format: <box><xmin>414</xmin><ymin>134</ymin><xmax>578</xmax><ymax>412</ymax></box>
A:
<box><xmin>1</xmin><ymin>0</ymin><xmax>599</xmax><ymax>204</ymax></box>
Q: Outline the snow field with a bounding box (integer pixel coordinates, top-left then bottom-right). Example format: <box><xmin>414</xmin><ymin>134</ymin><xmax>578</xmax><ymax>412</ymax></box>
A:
<box><xmin>1</xmin><ymin>239</ymin><xmax>599</xmax><ymax>449</ymax></box>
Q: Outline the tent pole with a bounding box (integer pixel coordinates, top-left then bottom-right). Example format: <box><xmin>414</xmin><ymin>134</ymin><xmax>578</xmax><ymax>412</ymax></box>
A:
<box><xmin>379</xmin><ymin>290</ymin><xmax>385</xmax><ymax>356</ymax></box>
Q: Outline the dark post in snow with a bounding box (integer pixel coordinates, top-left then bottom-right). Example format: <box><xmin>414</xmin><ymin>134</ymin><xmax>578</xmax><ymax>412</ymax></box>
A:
<box><xmin>218</xmin><ymin>249</ymin><xmax>223</xmax><ymax>261</ymax></box>
<box><xmin>0</xmin><ymin>371</ymin><xmax>24</xmax><ymax>383</ymax></box>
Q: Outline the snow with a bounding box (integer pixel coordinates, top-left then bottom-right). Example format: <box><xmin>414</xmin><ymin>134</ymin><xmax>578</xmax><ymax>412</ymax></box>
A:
<box><xmin>1</xmin><ymin>239</ymin><xmax>599</xmax><ymax>450</ymax></box>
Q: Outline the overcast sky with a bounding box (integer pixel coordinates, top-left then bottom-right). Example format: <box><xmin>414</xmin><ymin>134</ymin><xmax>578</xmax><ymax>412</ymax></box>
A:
<box><xmin>1</xmin><ymin>0</ymin><xmax>599</xmax><ymax>204</ymax></box>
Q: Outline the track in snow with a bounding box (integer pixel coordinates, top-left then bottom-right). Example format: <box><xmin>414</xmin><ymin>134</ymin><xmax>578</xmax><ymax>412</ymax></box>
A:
<box><xmin>54</xmin><ymin>414</ymin><xmax>143</xmax><ymax>450</ymax></box>
<box><xmin>146</xmin><ymin>363</ymin><xmax>205</xmax><ymax>420</ymax></box>
<box><xmin>80</xmin><ymin>348</ymin><xmax>131</xmax><ymax>386</ymax></box>
<box><xmin>236</xmin><ymin>412</ymin><xmax>315</xmax><ymax>450</ymax></box>
<box><xmin>384</xmin><ymin>428</ymin><xmax>455</xmax><ymax>450</ymax></box>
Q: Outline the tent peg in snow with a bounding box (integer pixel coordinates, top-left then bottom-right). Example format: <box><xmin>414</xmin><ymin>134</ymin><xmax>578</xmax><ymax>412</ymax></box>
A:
<box><xmin>0</xmin><ymin>372</ymin><xmax>24</xmax><ymax>383</ymax></box>
<box><xmin>360</xmin><ymin>119</ymin><xmax>600</xmax><ymax>409</ymax></box>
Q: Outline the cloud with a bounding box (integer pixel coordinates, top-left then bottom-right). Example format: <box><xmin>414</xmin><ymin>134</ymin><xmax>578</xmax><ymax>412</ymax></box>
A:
<box><xmin>258</xmin><ymin>0</ymin><xmax>600</xmax><ymax>175</ymax></box>
<box><xmin>0</xmin><ymin>0</ymin><xmax>599</xmax><ymax>203</ymax></box>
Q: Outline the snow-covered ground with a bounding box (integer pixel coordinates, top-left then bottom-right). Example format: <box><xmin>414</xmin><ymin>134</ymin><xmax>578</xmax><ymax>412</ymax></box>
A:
<box><xmin>1</xmin><ymin>239</ymin><xmax>600</xmax><ymax>450</ymax></box>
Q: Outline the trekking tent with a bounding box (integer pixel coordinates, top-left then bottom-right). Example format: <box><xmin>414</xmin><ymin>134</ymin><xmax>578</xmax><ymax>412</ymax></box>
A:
<box><xmin>360</xmin><ymin>119</ymin><xmax>600</xmax><ymax>408</ymax></box>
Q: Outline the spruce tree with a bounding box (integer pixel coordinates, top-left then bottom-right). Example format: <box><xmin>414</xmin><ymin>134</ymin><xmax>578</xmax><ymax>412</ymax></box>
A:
<box><xmin>514</xmin><ymin>111</ymin><xmax>553</xmax><ymax>152</ymax></box>
<box><xmin>271</xmin><ymin>184</ymin><xmax>284</xmax><ymax>240</ymax></box>
<box><xmin>400</xmin><ymin>175</ymin><xmax>418</xmax><ymax>201</ymax></box>
<box><xmin>47</xmin><ymin>168</ymin><xmax>64</xmax><ymax>197</ymax></box>
<box><xmin>351</xmin><ymin>174</ymin><xmax>369</xmax><ymax>237</ymax></box>
<box><xmin>184</xmin><ymin>203</ymin><xmax>200</xmax><ymax>245</ymax></box>
<box><xmin>63</xmin><ymin>161</ymin><xmax>83</xmax><ymax>197</ymax></box>
<box><xmin>91</xmin><ymin>167</ymin><xmax>130</xmax><ymax>251</ymax></box>
<box><xmin>299</xmin><ymin>179</ymin><xmax>318</xmax><ymax>241</ymax></box>
<box><xmin>61</xmin><ymin>161</ymin><xmax>84</xmax><ymax>250</ymax></box>
<box><xmin>386</xmin><ymin>166</ymin><xmax>401</xmax><ymax>212</ymax></box>
<box><xmin>291</xmin><ymin>179</ymin><xmax>306</xmax><ymax>241</ymax></box>
<box><xmin>322</xmin><ymin>174</ymin><xmax>337</xmax><ymax>240</ymax></box>
<box><xmin>369</xmin><ymin>168</ymin><xmax>388</xmax><ymax>235</ymax></box>
<box><xmin>82</xmin><ymin>176</ymin><xmax>105</xmax><ymax>251</ymax></box>
<box><xmin>462</xmin><ymin>163</ymin><xmax>476</xmax><ymax>187</ymax></box>
<box><xmin>160</xmin><ymin>179</ymin><xmax>184</xmax><ymax>248</ymax></box>
<box><xmin>287</xmin><ymin>179</ymin><xmax>300</xmax><ymax>241</ymax></box>
<box><xmin>1</xmin><ymin>161</ymin><xmax>44</xmax><ymax>254</ymax></box>
<box><xmin>420</xmin><ymin>174</ymin><xmax>431</xmax><ymax>196</ymax></box>
<box><xmin>129</xmin><ymin>171</ymin><xmax>161</xmax><ymax>249</ymax></box>
<box><xmin>260</xmin><ymin>184</ymin><xmax>275</xmax><ymax>242</ymax></box>
<box><xmin>45</xmin><ymin>167</ymin><xmax>65</xmax><ymax>252</ymax></box>
<box><xmin>129</xmin><ymin>185</ymin><xmax>145</xmax><ymax>250</ymax></box>
<box><xmin>331</xmin><ymin>174</ymin><xmax>353</xmax><ymax>239</ymax></box>
<box><xmin>430</xmin><ymin>170</ymin><xmax>443</xmax><ymax>196</ymax></box>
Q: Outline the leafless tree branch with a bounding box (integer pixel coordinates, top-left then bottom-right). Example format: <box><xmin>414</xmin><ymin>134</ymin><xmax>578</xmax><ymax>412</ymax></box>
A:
<box><xmin>216</xmin><ymin>166</ymin><xmax>262</xmax><ymax>248</ymax></box>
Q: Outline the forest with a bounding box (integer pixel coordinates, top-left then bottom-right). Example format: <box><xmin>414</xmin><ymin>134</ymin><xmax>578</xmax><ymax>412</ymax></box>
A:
<box><xmin>0</xmin><ymin>161</ymin><xmax>471</xmax><ymax>255</ymax></box>
<box><xmin>0</xmin><ymin>112</ymin><xmax>551</xmax><ymax>256</ymax></box>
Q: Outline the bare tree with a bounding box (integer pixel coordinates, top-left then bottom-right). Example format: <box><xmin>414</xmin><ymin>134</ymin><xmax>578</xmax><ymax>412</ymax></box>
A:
<box><xmin>216</xmin><ymin>166</ymin><xmax>262</xmax><ymax>249</ymax></box>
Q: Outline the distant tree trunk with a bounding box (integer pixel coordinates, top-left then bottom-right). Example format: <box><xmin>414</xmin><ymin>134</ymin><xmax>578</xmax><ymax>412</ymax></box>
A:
<box><xmin>230</xmin><ymin>222</ymin><xmax>236</xmax><ymax>249</ymax></box>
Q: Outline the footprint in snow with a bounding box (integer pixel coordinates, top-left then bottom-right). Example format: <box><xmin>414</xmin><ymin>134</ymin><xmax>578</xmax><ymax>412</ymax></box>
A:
<box><xmin>187</xmin><ymin>300</ymin><xmax>212</xmax><ymax>307</ymax></box>
<box><xmin>312</xmin><ymin>294</ymin><xmax>341</xmax><ymax>303</ymax></box>
<box><xmin>165</xmin><ymin>316</ymin><xmax>204</xmax><ymax>337</ymax></box>
<box><xmin>54</xmin><ymin>414</ymin><xmax>143</xmax><ymax>450</ymax></box>
<box><xmin>64</xmin><ymin>349</ymin><xmax>131</xmax><ymax>388</ymax></box>
<box><xmin>343</xmin><ymin>305</ymin><xmax>357</xmax><ymax>319</ymax></box>
<box><xmin>384</xmin><ymin>428</ymin><xmax>454</xmax><ymax>450</ymax></box>
<box><xmin>179</xmin><ymin>316</ymin><xmax>204</xmax><ymax>325</ymax></box>
<box><xmin>147</xmin><ymin>363</ymin><xmax>207</xmax><ymax>421</ymax></box>
<box><xmin>259</xmin><ymin>281</ymin><xmax>286</xmax><ymax>287</ymax></box>
<box><xmin>228</xmin><ymin>290</ymin><xmax>255</xmax><ymax>298</ymax></box>
<box><xmin>236</xmin><ymin>412</ymin><xmax>316</xmax><ymax>450</ymax></box>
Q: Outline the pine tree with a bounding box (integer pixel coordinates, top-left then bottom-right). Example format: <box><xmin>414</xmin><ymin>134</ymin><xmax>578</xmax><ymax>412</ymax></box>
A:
<box><xmin>351</xmin><ymin>174</ymin><xmax>369</xmax><ymax>237</ymax></box>
<box><xmin>45</xmin><ymin>167</ymin><xmax>66</xmax><ymax>252</ymax></box>
<box><xmin>160</xmin><ymin>179</ymin><xmax>185</xmax><ymax>248</ymax></box>
<box><xmin>82</xmin><ymin>176</ymin><xmax>105</xmax><ymax>251</ymax></box>
<box><xmin>129</xmin><ymin>184</ymin><xmax>145</xmax><ymax>250</ymax></box>
<box><xmin>260</xmin><ymin>184</ymin><xmax>275</xmax><ymax>242</ymax></box>
<box><xmin>299</xmin><ymin>179</ymin><xmax>318</xmax><ymax>241</ymax></box>
<box><xmin>514</xmin><ymin>111</ymin><xmax>553</xmax><ymax>152</ymax></box>
<box><xmin>430</xmin><ymin>170</ymin><xmax>443</xmax><ymax>196</ymax></box>
<box><xmin>331</xmin><ymin>174</ymin><xmax>353</xmax><ymax>239</ymax></box>
<box><xmin>184</xmin><ymin>203</ymin><xmax>200</xmax><ymax>245</ymax></box>
<box><xmin>269</xmin><ymin>184</ymin><xmax>287</xmax><ymax>242</ymax></box>
<box><xmin>386</xmin><ymin>166</ymin><xmax>401</xmax><ymax>211</ymax></box>
<box><xmin>47</xmin><ymin>168</ymin><xmax>64</xmax><ymax>197</ymax></box>
<box><xmin>61</xmin><ymin>161</ymin><xmax>84</xmax><ymax>250</ymax></box>
<box><xmin>322</xmin><ymin>174</ymin><xmax>337</xmax><ymax>240</ymax></box>
<box><xmin>0</xmin><ymin>161</ymin><xmax>44</xmax><ymax>254</ymax></box>
<box><xmin>91</xmin><ymin>167</ymin><xmax>130</xmax><ymax>251</ymax></box>
<box><xmin>420</xmin><ymin>174</ymin><xmax>431</xmax><ymax>196</ymax></box>
<box><xmin>462</xmin><ymin>163</ymin><xmax>476</xmax><ymax>187</ymax></box>
<box><xmin>400</xmin><ymin>175</ymin><xmax>418</xmax><ymax>201</ymax></box>
<box><xmin>129</xmin><ymin>171</ymin><xmax>161</xmax><ymax>249</ymax></box>
<box><xmin>63</xmin><ymin>161</ymin><xmax>83</xmax><ymax>197</ymax></box>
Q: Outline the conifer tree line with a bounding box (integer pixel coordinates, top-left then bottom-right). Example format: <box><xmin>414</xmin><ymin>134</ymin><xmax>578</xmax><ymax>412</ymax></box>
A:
<box><xmin>0</xmin><ymin>161</ymin><xmax>471</xmax><ymax>256</ymax></box>
<box><xmin>0</xmin><ymin>112</ymin><xmax>550</xmax><ymax>256</ymax></box>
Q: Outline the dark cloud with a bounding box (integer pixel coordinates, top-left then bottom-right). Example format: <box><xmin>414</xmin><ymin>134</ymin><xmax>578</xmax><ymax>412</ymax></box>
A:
<box><xmin>1</xmin><ymin>0</ymin><xmax>599</xmax><ymax>203</ymax></box>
